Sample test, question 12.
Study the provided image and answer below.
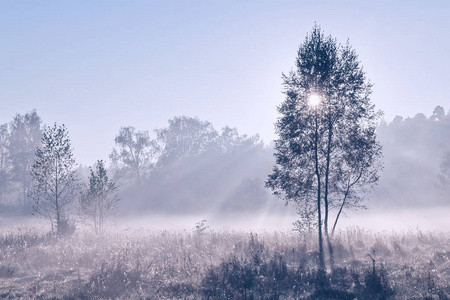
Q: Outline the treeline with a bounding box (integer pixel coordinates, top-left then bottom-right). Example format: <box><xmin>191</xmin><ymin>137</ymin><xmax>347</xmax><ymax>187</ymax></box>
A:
<box><xmin>375</xmin><ymin>106</ymin><xmax>450</xmax><ymax>207</ymax></box>
<box><xmin>109</xmin><ymin>116</ymin><xmax>277</xmax><ymax>214</ymax></box>
<box><xmin>0</xmin><ymin>112</ymin><xmax>279</xmax><ymax>217</ymax></box>
<box><xmin>1</xmin><ymin>106</ymin><xmax>449</xmax><ymax>219</ymax></box>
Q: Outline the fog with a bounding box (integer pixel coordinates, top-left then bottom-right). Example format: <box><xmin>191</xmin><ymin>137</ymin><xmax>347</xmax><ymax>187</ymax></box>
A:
<box><xmin>1</xmin><ymin>109</ymin><xmax>450</xmax><ymax>298</ymax></box>
<box><xmin>115</xmin><ymin>206</ymin><xmax>450</xmax><ymax>233</ymax></box>
<box><xmin>3</xmin><ymin>2</ymin><xmax>450</xmax><ymax>297</ymax></box>
<box><xmin>1</xmin><ymin>108</ymin><xmax>450</xmax><ymax>233</ymax></box>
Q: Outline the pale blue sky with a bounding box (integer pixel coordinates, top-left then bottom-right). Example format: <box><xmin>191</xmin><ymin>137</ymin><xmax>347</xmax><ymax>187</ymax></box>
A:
<box><xmin>1</xmin><ymin>1</ymin><xmax>449</xmax><ymax>165</ymax></box>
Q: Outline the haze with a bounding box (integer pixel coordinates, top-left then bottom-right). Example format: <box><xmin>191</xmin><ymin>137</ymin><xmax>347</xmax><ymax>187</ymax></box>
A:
<box><xmin>3</xmin><ymin>2</ymin><xmax>450</xmax><ymax>298</ymax></box>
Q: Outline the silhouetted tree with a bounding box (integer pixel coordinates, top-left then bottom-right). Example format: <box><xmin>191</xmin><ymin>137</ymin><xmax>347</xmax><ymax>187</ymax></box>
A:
<box><xmin>110</xmin><ymin>126</ymin><xmax>157</xmax><ymax>186</ymax></box>
<box><xmin>8</xmin><ymin>110</ymin><xmax>43</xmax><ymax>209</ymax></box>
<box><xmin>30</xmin><ymin>123</ymin><xmax>78</xmax><ymax>235</ymax></box>
<box><xmin>266</xmin><ymin>25</ymin><xmax>382</xmax><ymax>275</ymax></box>
<box><xmin>79</xmin><ymin>160</ymin><xmax>119</xmax><ymax>234</ymax></box>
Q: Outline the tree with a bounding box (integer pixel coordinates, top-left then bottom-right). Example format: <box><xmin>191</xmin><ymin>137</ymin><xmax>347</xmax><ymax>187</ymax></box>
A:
<box><xmin>110</xmin><ymin>126</ymin><xmax>156</xmax><ymax>186</ymax></box>
<box><xmin>79</xmin><ymin>160</ymin><xmax>119</xmax><ymax>234</ymax></box>
<box><xmin>8</xmin><ymin>110</ymin><xmax>43</xmax><ymax>209</ymax></box>
<box><xmin>219</xmin><ymin>126</ymin><xmax>263</xmax><ymax>155</ymax></box>
<box><xmin>155</xmin><ymin>116</ymin><xmax>219</xmax><ymax>167</ymax></box>
<box><xmin>133</xmin><ymin>116</ymin><xmax>269</xmax><ymax>213</ymax></box>
<box><xmin>432</xmin><ymin>106</ymin><xmax>445</xmax><ymax>121</ymax></box>
<box><xmin>437</xmin><ymin>151</ymin><xmax>450</xmax><ymax>199</ymax></box>
<box><xmin>266</xmin><ymin>25</ymin><xmax>382</xmax><ymax>275</ymax></box>
<box><xmin>0</xmin><ymin>123</ymin><xmax>11</xmax><ymax>204</ymax></box>
<box><xmin>30</xmin><ymin>123</ymin><xmax>79</xmax><ymax>235</ymax></box>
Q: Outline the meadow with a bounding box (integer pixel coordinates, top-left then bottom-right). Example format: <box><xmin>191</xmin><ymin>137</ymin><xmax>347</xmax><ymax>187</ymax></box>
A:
<box><xmin>0</xmin><ymin>218</ymin><xmax>450</xmax><ymax>299</ymax></box>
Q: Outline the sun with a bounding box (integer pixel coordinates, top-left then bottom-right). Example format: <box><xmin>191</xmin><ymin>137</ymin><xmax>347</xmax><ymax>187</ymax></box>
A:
<box><xmin>308</xmin><ymin>94</ymin><xmax>321</xmax><ymax>107</ymax></box>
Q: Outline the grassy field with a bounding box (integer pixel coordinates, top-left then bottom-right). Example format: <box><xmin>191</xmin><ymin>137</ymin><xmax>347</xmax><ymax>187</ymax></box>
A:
<box><xmin>0</xmin><ymin>222</ymin><xmax>450</xmax><ymax>299</ymax></box>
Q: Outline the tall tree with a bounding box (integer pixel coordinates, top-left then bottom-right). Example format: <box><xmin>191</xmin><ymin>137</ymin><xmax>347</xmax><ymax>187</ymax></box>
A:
<box><xmin>79</xmin><ymin>160</ymin><xmax>119</xmax><ymax>234</ymax></box>
<box><xmin>266</xmin><ymin>25</ymin><xmax>382</xmax><ymax>275</ymax></box>
<box><xmin>30</xmin><ymin>123</ymin><xmax>78</xmax><ymax>235</ymax></box>
<box><xmin>8</xmin><ymin>110</ymin><xmax>43</xmax><ymax>209</ymax></box>
<box><xmin>110</xmin><ymin>126</ymin><xmax>156</xmax><ymax>186</ymax></box>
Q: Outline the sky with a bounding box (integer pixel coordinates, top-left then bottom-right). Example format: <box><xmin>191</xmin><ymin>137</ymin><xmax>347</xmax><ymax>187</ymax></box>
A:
<box><xmin>1</xmin><ymin>1</ymin><xmax>449</xmax><ymax>166</ymax></box>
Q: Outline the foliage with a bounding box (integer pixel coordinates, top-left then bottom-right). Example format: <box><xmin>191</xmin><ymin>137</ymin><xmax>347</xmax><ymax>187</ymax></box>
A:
<box><xmin>110</xmin><ymin>126</ymin><xmax>157</xmax><ymax>186</ymax></box>
<box><xmin>30</xmin><ymin>123</ymin><xmax>79</xmax><ymax>235</ymax></box>
<box><xmin>437</xmin><ymin>150</ymin><xmax>450</xmax><ymax>201</ymax></box>
<box><xmin>155</xmin><ymin>116</ymin><xmax>219</xmax><ymax>167</ymax></box>
<box><xmin>131</xmin><ymin>116</ymin><xmax>270</xmax><ymax>213</ymax></box>
<box><xmin>8</xmin><ymin>110</ymin><xmax>43</xmax><ymax>210</ymax></box>
<box><xmin>266</xmin><ymin>25</ymin><xmax>382</xmax><ymax>272</ymax></box>
<box><xmin>0</xmin><ymin>110</ymin><xmax>43</xmax><ymax>209</ymax></box>
<box><xmin>376</xmin><ymin>106</ymin><xmax>450</xmax><ymax>207</ymax></box>
<box><xmin>79</xmin><ymin>160</ymin><xmax>119</xmax><ymax>234</ymax></box>
<box><xmin>0</xmin><ymin>124</ymin><xmax>11</xmax><ymax>205</ymax></box>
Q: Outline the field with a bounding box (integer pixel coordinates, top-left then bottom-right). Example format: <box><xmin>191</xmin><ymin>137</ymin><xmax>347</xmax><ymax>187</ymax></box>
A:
<box><xmin>0</xmin><ymin>218</ymin><xmax>450</xmax><ymax>300</ymax></box>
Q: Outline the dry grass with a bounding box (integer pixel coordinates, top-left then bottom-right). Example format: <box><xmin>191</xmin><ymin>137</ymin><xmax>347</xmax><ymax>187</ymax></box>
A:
<box><xmin>0</xmin><ymin>224</ymin><xmax>449</xmax><ymax>299</ymax></box>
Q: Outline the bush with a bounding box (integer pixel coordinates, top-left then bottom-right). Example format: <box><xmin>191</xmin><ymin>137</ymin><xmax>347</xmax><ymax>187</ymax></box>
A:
<box><xmin>201</xmin><ymin>253</ymin><xmax>313</xmax><ymax>299</ymax></box>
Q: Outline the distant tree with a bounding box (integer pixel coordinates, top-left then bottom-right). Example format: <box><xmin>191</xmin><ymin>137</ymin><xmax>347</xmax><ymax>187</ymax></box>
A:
<box><xmin>0</xmin><ymin>124</ymin><xmax>11</xmax><ymax>204</ymax></box>
<box><xmin>110</xmin><ymin>126</ymin><xmax>156</xmax><ymax>186</ymax></box>
<box><xmin>375</xmin><ymin>106</ymin><xmax>450</xmax><ymax>208</ymax></box>
<box><xmin>135</xmin><ymin>117</ymin><xmax>269</xmax><ymax>213</ymax></box>
<box><xmin>155</xmin><ymin>116</ymin><xmax>219</xmax><ymax>166</ymax></box>
<box><xmin>8</xmin><ymin>110</ymin><xmax>43</xmax><ymax>209</ymax></box>
<box><xmin>437</xmin><ymin>151</ymin><xmax>450</xmax><ymax>199</ymax></box>
<box><xmin>79</xmin><ymin>160</ymin><xmax>119</xmax><ymax>234</ymax></box>
<box><xmin>432</xmin><ymin>106</ymin><xmax>445</xmax><ymax>121</ymax></box>
<box><xmin>266</xmin><ymin>25</ymin><xmax>382</xmax><ymax>275</ymax></box>
<box><xmin>156</xmin><ymin>118</ymin><xmax>264</xmax><ymax>166</ymax></box>
<box><xmin>30</xmin><ymin>124</ymin><xmax>78</xmax><ymax>235</ymax></box>
<box><xmin>219</xmin><ymin>126</ymin><xmax>263</xmax><ymax>154</ymax></box>
<box><xmin>413</xmin><ymin>113</ymin><xmax>427</xmax><ymax>122</ymax></box>
<box><xmin>391</xmin><ymin>116</ymin><xmax>403</xmax><ymax>125</ymax></box>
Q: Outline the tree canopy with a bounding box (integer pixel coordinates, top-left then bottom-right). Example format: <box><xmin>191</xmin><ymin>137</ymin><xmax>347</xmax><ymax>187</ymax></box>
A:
<box><xmin>30</xmin><ymin>123</ymin><xmax>78</xmax><ymax>235</ymax></box>
<box><xmin>266</xmin><ymin>25</ymin><xmax>382</xmax><ymax>273</ymax></box>
<box><xmin>79</xmin><ymin>160</ymin><xmax>119</xmax><ymax>234</ymax></box>
<box><xmin>110</xmin><ymin>126</ymin><xmax>157</xmax><ymax>186</ymax></box>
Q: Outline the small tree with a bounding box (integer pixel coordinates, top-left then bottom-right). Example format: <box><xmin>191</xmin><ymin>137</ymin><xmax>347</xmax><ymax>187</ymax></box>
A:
<box><xmin>30</xmin><ymin>123</ymin><xmax>78</xmax><ymax>235</ymax></box>
<box><xmin>79</xmin><ymin>160</ymin><xmax>119</xmax><ymax>234</ymax></box>
<box><xmin>266</xmin><ymin>25</ymin><xmax>382</xmax><ymax>275</ymax></box>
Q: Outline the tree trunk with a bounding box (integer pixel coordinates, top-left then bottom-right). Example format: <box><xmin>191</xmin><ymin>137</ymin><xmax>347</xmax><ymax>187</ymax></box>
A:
<box><xmin>55</xmin><ymin>157</ymin><xmax>60</xmax><ymax>235</ymax></box>
<box><xmin>313</xmin><ymin>110</ymin><xmax>326</xmax><ymax>283</ymax></box>
<box><xmin>324</xmin><ymin>116</ymin><xmax>335</xmax><ymax>270</ymax></box>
